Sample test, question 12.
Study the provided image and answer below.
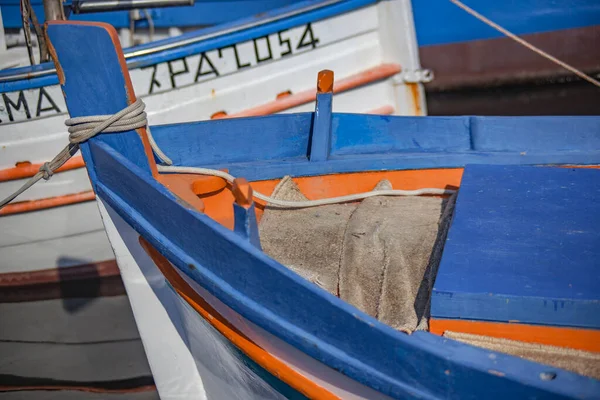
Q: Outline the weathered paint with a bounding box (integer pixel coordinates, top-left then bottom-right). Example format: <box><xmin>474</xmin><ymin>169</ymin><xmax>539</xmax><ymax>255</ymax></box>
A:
<box><xmin>0</xmin><ymin>260</ymin><xmax>119</xmax><ymax>287</ymax></box>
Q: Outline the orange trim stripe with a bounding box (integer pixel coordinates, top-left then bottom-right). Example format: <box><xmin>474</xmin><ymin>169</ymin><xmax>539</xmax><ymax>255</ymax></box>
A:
<box><xmin>0</xmin><ymin>156</ymin><xmax>85</xmax><ymax>182</ymax></box>
<box><xmin>213</xmin><ymin>64</ymin><xmax>402</xmax><ymax>119</ymax></box>
<box><xmin>0</xmin><ymin>260</ymin><xmax>119</xmax><ymax>287</ymax></box>
<box><xmin>430</xmin><ymin>319</ymin><xmax>600</xmax><ymax>353</ymax></box>
<box><xmin>0</xmin><ymin>190</ymin><xmax>95</xmax><ymax>216</ymax></box>
<box><xmin>139</xmin><ymin>238</ymin><xmax>339</xmax><ymax>400</ymax></box>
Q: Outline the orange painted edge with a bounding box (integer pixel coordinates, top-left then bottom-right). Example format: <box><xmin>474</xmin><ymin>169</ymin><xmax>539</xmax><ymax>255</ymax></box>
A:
<box><xmin>213</xmin><ymin>64</ymin><xmax>402</xmax><ymax>119</ymax></box>
<box><xmin>0</xmin><ymin>190</ymin><xmax>95</xmax><ymax>216</ymax></box>
<box><xmin>430</xmin><ymin>319</ymin><xmax>600</xmax><ymax>353</ymax></box>
<box><xmin>0</xmin><ymin>260</ymin><xmax>119</xmax><ymax>287</ymax></box>
<box><xmin>139</xmin><ymin>237</ymin><xmax>340</xmax><ymax>400</ymax></box>
<box><xmin>46</xmin><ymin>21</ymin><xmax>158</xmax><ymax>178</ymax></box>
<box><xmin>0</xmin><ymin>156</ymin><xmax>85</xmax><ymax>182</ymax></box>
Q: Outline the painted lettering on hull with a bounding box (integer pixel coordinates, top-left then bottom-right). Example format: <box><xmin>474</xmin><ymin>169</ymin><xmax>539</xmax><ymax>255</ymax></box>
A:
<box><xmin>1</xmin><ymin>21</ymin><xmax>332</xmax><ymax>123</ymax></box>
<box><xmin>0</xmin><ymin>87</ymin><xmax>64</xmax><ymax>124</ymax></box>
<box><xmin>140</xmin><ymin>23</ymin><xmax>321</xmax><ymax>94</ymax></box>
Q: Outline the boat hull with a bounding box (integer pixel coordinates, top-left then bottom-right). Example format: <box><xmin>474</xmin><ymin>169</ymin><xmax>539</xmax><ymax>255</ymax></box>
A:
<box><xmin>99</xmin><ymin>198</ymin><xmax>397</xmax><ymax>399</ymax></box>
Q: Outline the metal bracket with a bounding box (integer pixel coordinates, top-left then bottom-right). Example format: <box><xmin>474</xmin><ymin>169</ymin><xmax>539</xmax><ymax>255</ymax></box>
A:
<box><xmin>393</xmin><ymin>69</ymin><xmax>435</xmax><ymax>84</ymax></box>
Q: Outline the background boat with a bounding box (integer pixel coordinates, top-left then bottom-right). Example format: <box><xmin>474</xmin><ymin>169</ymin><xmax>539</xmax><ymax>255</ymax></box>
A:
<box><xmin>1</xmin><ymin>0</ymin><xmax>306</xmax><ymax>68</ymax></box>
<box><xmin>0</xmin><ymin>0</ymin><xmax>426</xmax><ymax>280</ymax></box>
<box><xmin>412</xmin><ymin>0</ymin><xmax>600</xmax><ymax>115</ymax></box>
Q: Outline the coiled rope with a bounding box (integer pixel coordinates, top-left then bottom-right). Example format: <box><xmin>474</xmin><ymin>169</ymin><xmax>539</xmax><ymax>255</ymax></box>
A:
<box><xmin>0</xmin><ymin>99</ymin><xmax>149</xmax><ymax>208</ymax></box>
<box><xmin>0</xmin><ymin>99</ymin><xmax>454</xmax><ymax>211</ymax></box>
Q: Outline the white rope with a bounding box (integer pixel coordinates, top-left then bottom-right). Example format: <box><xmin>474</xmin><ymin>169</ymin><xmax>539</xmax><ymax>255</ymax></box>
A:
<box><xmin>0</xmin><ymin>99</ymin><xmax>151</xmax><ymax>208</ymax></box>
<box><xmin>449</xmin><ymin>0</ymin><xmax>600</xmax><ymax>88</ymax></box>
<box><xmin>158</xmin><ymin>165</ymin><xmax>455</xmax><ymax>208</ymax></box>
<box><xmin>0</xmin><ymin>99</ymin><xmax>454</xmax><ymax>210</ymax></box>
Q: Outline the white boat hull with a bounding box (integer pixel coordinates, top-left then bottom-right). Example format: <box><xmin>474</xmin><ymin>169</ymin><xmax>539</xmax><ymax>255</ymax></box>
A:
<box><xmin>99</xmin><ymin>198</ymin><xmax>395</xmax><ymax>399</ymax></box>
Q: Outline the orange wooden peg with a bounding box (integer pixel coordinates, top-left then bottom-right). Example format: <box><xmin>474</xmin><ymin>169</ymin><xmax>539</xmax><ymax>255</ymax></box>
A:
<box><xmin>317</xmin><ymin>70</ymin><xmax>334</xmax><ymax>93</ymax></box>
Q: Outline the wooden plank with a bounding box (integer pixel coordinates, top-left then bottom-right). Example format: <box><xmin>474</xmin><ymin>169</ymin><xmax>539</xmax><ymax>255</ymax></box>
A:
<box><xmin>309</xmin><ymin>70</ymin><xmax>334</xmax><ymax>162</ymax></box>
<box><xmin>309</xmin><ymin>92</ymin><xmax>333</xmax><ymax>162</ymax></box>
<box><xmin>150</xmin><ymin>114</ymin><xmax>600</xmax><ymax>181</ymax></box>
<box><xmin>470</xmin><ymin>116</ymin><xmax>600</xmax><ymax>152</ymax></box>
<box><xmin>152</xmin><ymin>114</ymin><xmax>312</xmax><ymax>167</ymax></box>
<box><xmin>432</xmin><ymin>165</ymin><xmax>600</xmax><ymax>328</ymax></box>
<box><xmin>0</xmin><ymin>276</ymin><xmax>126</xmax><ymax>303</ymax></box>
<box><xmin>331</xmin><ymin>115</ymin><xmax>471</xmax><ymax>156</ymax></box>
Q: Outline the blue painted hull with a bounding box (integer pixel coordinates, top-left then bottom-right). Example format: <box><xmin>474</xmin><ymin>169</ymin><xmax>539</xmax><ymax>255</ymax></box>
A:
<box><xmin>5</xmin><ymin>0</ymin><xmax>598</xmax><ymax>45</ymax></box>
<box><xmin>412</xmin><ymin>0</ymin><xmax>600</xmax><ymax>46</ymax></box>
<box><xmin>1</xmin><ymin>0</ymin><xmax>305</xmax><ymax>29</ymax></box>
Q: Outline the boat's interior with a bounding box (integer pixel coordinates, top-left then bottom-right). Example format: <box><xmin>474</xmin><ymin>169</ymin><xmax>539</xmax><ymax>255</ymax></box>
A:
<box><xmin>145</xmin><ymin>75</ymin><xmax>600</xmax><ymax>382</ymax></box>
<box><xmin>125</xmin><ymin>74</ymin><xmax>600</xmax><ymax>381</ymax></box>
<box><xmin>45</xmin><ymin>20</ymin><xmax>600</xmax><ymax>387</ymax></box>
<box><xmin>154</xmin><ymin>162</ymin><xmax>600</xmax><ymax>380</ymax></box>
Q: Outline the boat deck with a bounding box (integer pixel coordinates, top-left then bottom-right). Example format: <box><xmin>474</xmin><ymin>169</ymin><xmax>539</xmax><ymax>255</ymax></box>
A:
<box><xmin>432</xmin><ymin>164</ymin><xmax>600</xmax><ymax>334</ymax></box>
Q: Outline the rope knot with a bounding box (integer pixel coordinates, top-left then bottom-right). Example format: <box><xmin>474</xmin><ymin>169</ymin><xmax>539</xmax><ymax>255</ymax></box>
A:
<box><xmin>65</xmin><ymin>99</ymin><xmax>148</xmax><ymax>144</ymax></box>
<box><xmin>39</xmin><ymin>162</ymin><xmax>54</xmax><ymax>181</ymax></box>
<box><xmin>0</xmin><ymin>99</ymin><xmax>157</xmax><ymax>210</ymax></box>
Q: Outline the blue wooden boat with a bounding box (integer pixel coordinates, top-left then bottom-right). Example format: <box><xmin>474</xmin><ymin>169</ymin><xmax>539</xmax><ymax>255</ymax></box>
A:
<box><xmin>30</xmin><ymin>20</ymin><xmax>599</xmax><ymax>399</ymax></box>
